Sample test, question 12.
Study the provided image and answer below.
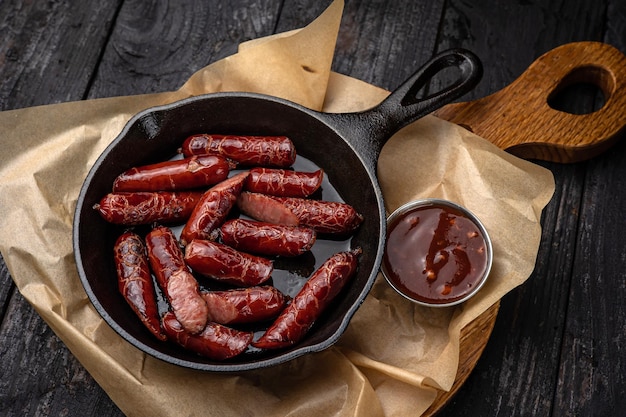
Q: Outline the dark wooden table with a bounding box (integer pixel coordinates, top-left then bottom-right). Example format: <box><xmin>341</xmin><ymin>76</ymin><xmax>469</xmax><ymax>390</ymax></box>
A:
<box><xmin>1</xmin><ymin>0</ymin><xmax>624</xmax><ymax>416</ymax></box>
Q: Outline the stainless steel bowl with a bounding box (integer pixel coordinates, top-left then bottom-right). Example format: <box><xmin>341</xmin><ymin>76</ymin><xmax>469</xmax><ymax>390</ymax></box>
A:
<box><xmin>381</xmin><ymin>198</ymin><xmax>493</xmax><ymax>307</ymax></box>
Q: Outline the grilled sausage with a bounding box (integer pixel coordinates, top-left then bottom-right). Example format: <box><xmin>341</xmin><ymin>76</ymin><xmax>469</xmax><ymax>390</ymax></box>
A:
<box><xmin>112</xmin><ymin>155</ymin><xmax>233</xmax><ymax>192</ymax></box>
<box><xmin>184</xmin><ymin>239</ymin><xmax>273</xmax><ymax>287</ymax></box>
<box><xmin>94</xmin><ymin>191</ymin><xmax>202</xmax><ymax>225</ymax></box>
<box><xmin>201</xmin><ymin>286</ymin><xmax>289</xmax><ymax>325</ymax></box>
<box><xmin>244</xmin><ymin>168</ymin><xmax>323</xmax><ymax>197</ymax></box>
<box><xmin>220</xmin><ymin>218</ymin><xmax>316</xmax><ymax>257</ymax></box>
<box><xmin>145</xmin><ymin>225</ymin><xmax>208</xmax><ymax>334</ymax></box>
<box><xmin>114</xmin><ymin>232</ymin><xmax>167</xmax><ymax>341</ymax></box>
<box><xmin>253</xmin><ymin>248</ymin><xmax>362</xmax><ymax>349</ymax></box>
<box><xmin>180</xmin><ymin>171</ymin><xmax>249</xmax><ymax>245</ymax></box>
<box><xmin>180</xmin><ymin>134</ymin><xmax>296</xmax><ymax>167</ymax></box>
<box><xmin>236</xmin><ymin>191</ymin><xmax>299</xmax><ymax>226</ymax></box>
<box><xmin>161</xmin><ymin>312</ymin><xmax>253</xmax><ymax>360</ymax></box>
<box><xmin>237</xmin><ymin>192</ymin><xmax>364</xmax><ymax>235</ymax></box>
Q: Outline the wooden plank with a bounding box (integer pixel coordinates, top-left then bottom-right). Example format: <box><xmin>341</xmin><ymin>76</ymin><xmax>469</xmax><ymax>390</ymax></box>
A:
<box><xmin>275</xmin><ymin>0</ymin><xmax>331</xmax><ymax>32</ymax></box>
<box><xmin>0</xmin><ymin>1</ymin><xmax>449</xmax><ymax>415</ymax></box>
<box><xmin>438</xmin><ymin>161</ymin><xmax>587</xmax><ymax>416</ymax></box>
<box><xmin>0</xmin><ymin>0</ymin><xmax>283</xmax><ymax>415</ymax></box>
<box><xmin>0</xmin><ymin>288</ymin><xmax>123</xmax><ymax>416</ymax></box>
<box><xmin>434</xmin><ymin>0</ymin><xmax>607</xmax><ymax>102</ymax></box>
<box><xmin>558</xmin><ymin>139</ymin><xmax>626</xmax><ymax>416</ymax></box>
<box><xmin>0</xmin><ymin>1</ymin><xmax>124</xmax><ymax>415</ymax></box>
<box><xmin>0</xmin><ymin>0</ymin><xmax>122</xmax><ymax>109</ymax></box>
<box><xmin>318</xmin><ymin>2</ymin><xmax>504</xmax><ymax>414</ymax></box>
<box><xmin>332</xmin><ymin>0</ymin><xmax>444</xmax><ymax>91</ymax></box>
<box><xmin>433</xmin><ymin>41</ymin><xmax>626</xmax><ymax>163</ymax></box>
<box><xmin>433</xmin><ymin>0</ymin><xmax>623</xmax><ymax>416</ymax></box>
<box><xmin>1</xmin><ymin>0</ymin><xmax>623</xmax><ymax>416</ymax></box>
<box><xmin>555</xmin><ymin>2</ymin><xmax>626</xmax><ymax>414</ymax></box>
<box><xmin>0</xmin><ymin>256</ymin><xmax>13</xmax><ymax>321</ymax></box>
<box><xmin>87</xmin><ymin>0</ymin><xmax>284</xmax><ymax>98</ymax></box>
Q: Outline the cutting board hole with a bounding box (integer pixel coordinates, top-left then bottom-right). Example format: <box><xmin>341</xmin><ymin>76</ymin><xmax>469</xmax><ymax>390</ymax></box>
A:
<box><xmin>547</xmin><ymin>65</ymin><xmax>611</xmax><ymax>114</ymax></box>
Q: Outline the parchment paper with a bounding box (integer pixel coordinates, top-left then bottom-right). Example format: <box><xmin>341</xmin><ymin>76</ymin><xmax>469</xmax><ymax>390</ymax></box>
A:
<box><xmin>0</xmin><ymin>1</ymin><xmax>555</xmax><ymax>416</ymax></box>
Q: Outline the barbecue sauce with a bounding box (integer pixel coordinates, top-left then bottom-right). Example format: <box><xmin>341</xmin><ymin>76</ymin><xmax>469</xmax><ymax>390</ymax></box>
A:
<box><xmin>383</xmin><ymin>203</ymin><xmax>489</xmax><ymax>305</ymax></box>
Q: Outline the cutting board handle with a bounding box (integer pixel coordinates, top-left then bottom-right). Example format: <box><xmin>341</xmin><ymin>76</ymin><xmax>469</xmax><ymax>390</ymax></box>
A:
<box><xmin>434</xmin><ymin>41</ymin><xmax>626</xmax><ymax>163</ymax></box>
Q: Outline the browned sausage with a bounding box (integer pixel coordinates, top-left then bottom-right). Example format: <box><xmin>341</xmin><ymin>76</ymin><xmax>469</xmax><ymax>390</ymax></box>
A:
<box><xmin>145</xmin><ymin>225</ymin><xmax>208</xmax><ymax>334</ymax></box>
<box><xmin>161</xmin><ymin>312</ymin><xmax>253</xmax><ymax>360</ymax></box>
<box><xmin>145</xmin><ymin>225</ymin><xmax>186</xmax><ymax>288</ymax></box>
<box><xmin>94</xmin><ymin>191</ymin><xmax>203</xmax><ymax>225</ymax></box>
<box><xmin>180</xmin><ymin>171</ymin><xmax>249</xmax><ymax>246</ymax></box>
<box><xmin>184</xmin><ymin>239</ymin><xmax>274</xmax><ymax>287</ymax></box>
<box><xmin>244</xmin><ymin>168</ymin><xmax>323</xmax><ymax>197</ymax></box>
<box><xmin>113</xmin><ymin>232</ymin><xmax>167</xmax><ymax>341</ymax></box>
<box><xmin>237</xmin><ymin>192</ymin><xmax>364</xmax><ymax>235</ymax></box>
<box><xmin>280</xmin><ymin>197</ymin><xmax>364</xmax><ymax>234</ymax></box>
<box><xmin>112</xmin><ymin>155</ymin><xmax>234</xmax><ymax>192</ymax></box>
<box><xmin>201</xmin><ymin>286</ymin><xmax>289</xmax><ymax>325</ymax></box>
<box><xmin>180</xmin><ymin>134</ymin><xmax>296</xmax><ymax>167</ymax></box>
<box><xmin>253</xmin><ymin>248</ymin><xmax>362</xmax><ymax>349</ymax></box>
<box><xmin>236</xmin><ymin>191</ymin><xmax>299</xmax><ymax>226</ymax></box>
<box><xmin>220</xmin><ymin>218</ymin><xmax>316</xmax><ymax>257</ymax></box>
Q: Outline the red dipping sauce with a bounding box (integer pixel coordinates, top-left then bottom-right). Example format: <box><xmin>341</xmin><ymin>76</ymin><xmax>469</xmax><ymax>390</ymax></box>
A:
<box><xmin>382</xmin><ymin>199</ymin><xmax>492</xmax><ymax>306</ymax></box>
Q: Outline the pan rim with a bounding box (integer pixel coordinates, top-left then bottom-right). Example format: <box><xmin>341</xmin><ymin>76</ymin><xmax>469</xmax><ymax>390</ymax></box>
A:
<box><xmin>72</xmin><ymin>91</ymin><xmax>386</xmax><ymax>372</ymax></box>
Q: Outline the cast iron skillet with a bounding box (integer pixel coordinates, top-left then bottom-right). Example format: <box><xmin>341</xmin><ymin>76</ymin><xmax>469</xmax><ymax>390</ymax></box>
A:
<box><xmin>73</xmin><ymin>48</ymin><xmax>482</xmax><ymax>372</ymax></box>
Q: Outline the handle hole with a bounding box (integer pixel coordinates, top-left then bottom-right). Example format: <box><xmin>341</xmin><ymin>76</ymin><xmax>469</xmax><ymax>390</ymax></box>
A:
<box><xmin>547</xmin><ymin>65</ymin><xmax>613</xmax><ymax>115</ymax></box>
<box><xmin>401</xmin><ymin>65</ymin><xmax>464</xmax><ymax>106</ymax></box>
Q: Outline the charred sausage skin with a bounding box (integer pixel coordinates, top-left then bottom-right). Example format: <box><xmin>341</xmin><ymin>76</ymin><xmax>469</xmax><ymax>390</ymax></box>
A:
<box><xmin>145</xmin><ymin>225</ymin><xmax>208</xmax><ymax>334</ymax></box>
<box><xmin>238</xmin><ymin>192</ymin><xmax>364</xmax><ymax>235</ymax></box>
<box><xmin>201</xmin><ymin>286</ymin><xmax>289</xmax><ymax>325</ymax></box>
<box><xmin>180</xmin><ymin>171</ymin><xmax>249</xmax><ymax>245</ymax></box>
<box><xmin>220</xmin><ymin>218</ymin><xmax>316</xmax><ymax>257</ymax></box>
<box><xmin>253</xmin><ymin>248</ymin><xmax>361</xmax><ymax>349</ymax></box>
<box><xmin>94</xmin><ymin>191</ymin><xmax>202</xmax><ymax>225</ymax></box>
<box><xmin>244</xmin><ymin>167</ymin><xmax>323</xmax><ymax>197</ymax></box>
<box><xmin>161</xmin><ymin>312</ymin><xmax>253</xmax><ymax>360</ymax></box>
<box><xmin>113</xmin><ymin>155</ymin><xmax>233</xmax><ymax>192</ymax></box>
<box><xmin>184</xmin><ymin>239</ymin><xmax>274</xmax><ymax>287</ymax></box>
<box><xmin>181</xmin><ymin>134</ymin><xmax>296</xmax><ymax>167</ymax></box>
<box><xmin>114</xmin><ymin>232</ymin><xmax>167</xmax><ymax>341</ymax></box>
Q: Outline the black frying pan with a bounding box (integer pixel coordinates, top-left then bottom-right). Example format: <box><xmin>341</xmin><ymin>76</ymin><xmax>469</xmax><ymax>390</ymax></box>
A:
<box><xmin>73</xmin><ymin>48</ymin><xmax>482</xmax><ymax>372</ymax></box>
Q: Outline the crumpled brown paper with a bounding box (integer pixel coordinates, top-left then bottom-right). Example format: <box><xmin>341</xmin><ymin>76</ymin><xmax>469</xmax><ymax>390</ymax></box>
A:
<box><xmin>0</xmin><ymin>0</ymin><xmax>555</xmax><ymax>416</ymax></box>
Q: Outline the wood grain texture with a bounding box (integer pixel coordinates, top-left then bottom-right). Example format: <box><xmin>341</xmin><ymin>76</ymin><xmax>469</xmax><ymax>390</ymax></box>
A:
<box><xmin>434</xmin><ymin>42</ymin><xmax>626</xmax><ymax>163</ymax></box>
<box><xmin>88</xmin><ymin>0</ymin><xmax>284</xmax><ymax>98</ymax></box>
<box><xmin>435</xmin><ymin>160</ymin><xmax>587</xmax><ymax>416</ymax></box>
<box><xmin>0</xmin><ymin>0</ymin><xmax>625</xmax><ymax>416</ymax></box>
<box><xmin>556</xmin><ymin>138</ymin><xmax>626</xmax><ymax>416</ymax></box>
<box><xmin>423</xmin><ymin>303</ymin><xmax>500</xmax><ymax>417</ymax></box>
<box><xmin>0</xmin><ymin>0</ymin><xmax>121</xmax><ymax>109</ymax></box>
<box><xmin>0</xmin><ymin>286</ymin><xmax>120</xmax><ymax>417</ymax></box>
<box><xmin>434</xmin><ymin>0</ymin><xmax>626</xmax><ymax>416</ymax></box>
<box><xmin>0</xmin><ymin>1</ymin><xmax>125</xmax><ymax>415</ymax></box>
<box><xmin>557</xmin><ymin>2</ymin><xmax>626</xmax><ymax>414</ymax></box>
<box><xmin>332</xmin><ymin>0</ymin><xmax>443</xmax><ymax>91</ymax></box>
<box><xmin>423</xmin><ymin>40</ymin><xmax>623</xmax><ymax>415</ymax></box>
<box><xmin>0</xmin><ymin>1</ymin><xmax>285</xmax><ymax>415</ymax></box>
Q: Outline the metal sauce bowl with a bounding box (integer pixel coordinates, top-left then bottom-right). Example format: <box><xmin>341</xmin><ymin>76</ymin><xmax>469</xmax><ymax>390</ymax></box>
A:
<box><xmin>381</xmin><ymin>198</ymin><xmax>493</xmax><ymax>307</ymax></box>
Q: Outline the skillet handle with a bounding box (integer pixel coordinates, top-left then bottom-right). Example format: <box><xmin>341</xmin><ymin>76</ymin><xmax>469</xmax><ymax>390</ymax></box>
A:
<box><xmin>321</xmin><ymin>49</ymin><xmax>482</xmax><ymax>170</ymax></box>
<box><xmin>376</xmin><ymin>48</ymin><xmax>483</xmax><ymax>132</ymax></box>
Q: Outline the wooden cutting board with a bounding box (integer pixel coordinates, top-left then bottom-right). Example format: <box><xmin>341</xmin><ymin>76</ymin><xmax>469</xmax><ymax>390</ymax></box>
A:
<box><xmin>424</xmin><ymin>41</ymin><xmax>626</xmax><ymax>415</ymax></box>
